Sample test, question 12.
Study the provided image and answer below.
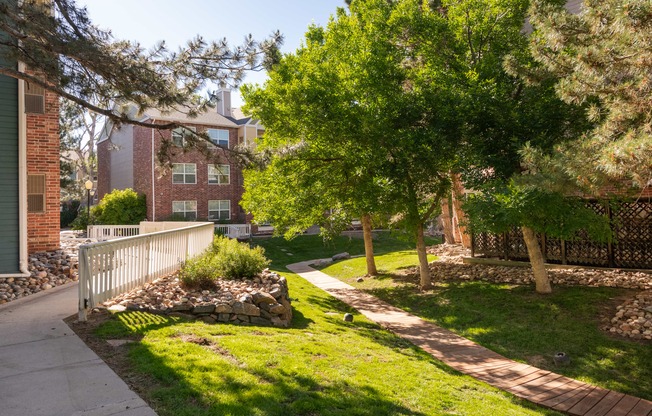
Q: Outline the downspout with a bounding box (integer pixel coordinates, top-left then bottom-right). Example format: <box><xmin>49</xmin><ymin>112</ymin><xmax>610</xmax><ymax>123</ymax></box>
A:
<box><xmin>17</xmin><ymin>61</ymin><xmax>29</xmax><ymax>276</ymax></box>
<box><xmin>151</xmin><ymin>123</ymin><xmax>156</xmax><ymax>221</ymax></box>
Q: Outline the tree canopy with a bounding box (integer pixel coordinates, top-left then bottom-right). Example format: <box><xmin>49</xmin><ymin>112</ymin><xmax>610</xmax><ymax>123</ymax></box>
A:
<box><xmin>528</xmin><ymin>0</ymin><xmax>652</xmax><ymax>190</ymax></box>
<box><xmin>0</xmin><ymin>0</ymin><xmax>282</xmax><ymax>132</ymax></box>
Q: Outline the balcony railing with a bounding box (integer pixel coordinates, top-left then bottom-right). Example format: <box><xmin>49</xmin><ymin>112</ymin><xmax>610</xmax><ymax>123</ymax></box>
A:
<box><xmin>214</xmin><ymin>224</ymin><xmax>251</xmax><ymax>239</ymax></box>
<box><xmin>87</xmin><ymin>225</ymin><xmax>140</xmax><ymax>241</ymax></box>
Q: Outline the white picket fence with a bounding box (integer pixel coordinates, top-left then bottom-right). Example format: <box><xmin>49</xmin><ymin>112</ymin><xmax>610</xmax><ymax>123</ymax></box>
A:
<box><xmin>78</xmin><ymin>222</ymin><xmax>214</xmax><ymax>321</ymax></box>
<box><xmin>87</xmin><ymin>225</ymin><xmax>140</xmax><ymax>241</ymax></box>
<box><xmin>214</xmin><ymin>224</ymin><xmax>251</xmax><ymax>239</ymax></box>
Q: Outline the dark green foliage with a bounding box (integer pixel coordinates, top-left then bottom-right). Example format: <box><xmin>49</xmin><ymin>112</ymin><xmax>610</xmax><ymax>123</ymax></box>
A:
<box><xmin>93</xmin><ymin>188</ymin><xmax>146</xmax><ymax>225</ymax></box>
<box><xmin>70</xmin><ymin>208</ymin><xmax>95</xmax><ymax>231</ymax></box>
<box><xmin>178</xmin><ymin>255</ymin><xmax>220</xmax><ymax>290</ymax></box>
<box><xmin>60</xmin><ymin>199</ymin><xmax>80</xmax><ymax>228</ymax></box>
<box><xmin>209</xmin><ymin>236</ymin><xmax>270</xmax><ymax>279</ymax></box>
<box><xmin>529</xmin><ymin>0</ymin><xmax>652</xmax><ymax>188</ymax></box>
<box><xmin>179</xmin><ymin>236</ymin><xmax>270</xmax><ymax>287</ymax></box>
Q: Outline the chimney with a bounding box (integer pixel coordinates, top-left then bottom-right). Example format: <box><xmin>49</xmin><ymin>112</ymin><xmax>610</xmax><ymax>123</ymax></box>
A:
<box><xmin>215</xmin><ymin>89</ymin><xmax>232</xmax><ymax>118</ymax></box>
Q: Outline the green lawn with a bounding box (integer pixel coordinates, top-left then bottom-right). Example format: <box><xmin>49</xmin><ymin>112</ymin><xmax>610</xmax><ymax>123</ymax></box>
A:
<box><xmin>301</xmin><ymin>235</ymin><xmax>652</xmax><ymax>401</ymax></box>
<box><xmin>91</xmin><ymin>232</ymin><xmax>561</xmax><ymax>416</ymax></box>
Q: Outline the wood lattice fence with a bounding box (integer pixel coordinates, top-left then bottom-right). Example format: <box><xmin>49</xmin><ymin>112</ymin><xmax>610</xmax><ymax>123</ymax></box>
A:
<box><xmin>472</xmin><ymin>199</ymin><xmax>652</xmax><ymax>269</ymax></box>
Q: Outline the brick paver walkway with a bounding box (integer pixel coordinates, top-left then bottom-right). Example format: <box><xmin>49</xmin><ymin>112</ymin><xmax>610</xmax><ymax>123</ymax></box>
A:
<box><xmin>287</xmin><ymin>260</ymin><xmax>652</xmax><ymax>416</ymax></box>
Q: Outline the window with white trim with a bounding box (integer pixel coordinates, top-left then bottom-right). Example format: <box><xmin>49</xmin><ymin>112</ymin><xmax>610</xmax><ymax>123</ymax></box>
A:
<box><xmin>171</xmin><ymin>126</ymin><xmax>196</xmax><ymax>147</ymax></box>
<box><xmin>208</xmin><ymin>200</ymin><xmax>230</xmax><ymax>221</ymax></box>
<box><xmin>208</xmin><ymin>164</ymin><xmax>230</xmax><ymax>184</ymax></box>
<box><xmin>172</xmin><ymin>200</ymin><xmax>197</xmax><ymax>220</ymax></box>
<box><xmin>207</xmin><ymin>128</ymin><xmax>229</xmax><ymax>148</ymax></box>
<box><xmin>172</xmin><ymin>163</ymin><xmax>196</xmax><ymax>184</ymax></box>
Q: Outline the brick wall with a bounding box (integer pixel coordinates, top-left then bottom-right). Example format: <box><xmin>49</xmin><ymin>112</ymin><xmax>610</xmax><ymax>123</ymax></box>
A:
<box><xmin>130</xmin><ymin>122</ymin><xmax>246</xmax><ymax>222</ymax></box>
<box><xmin>27</xmin><ymin>88</ymin><xmax>60</xmax><ymax>253</ymax></box>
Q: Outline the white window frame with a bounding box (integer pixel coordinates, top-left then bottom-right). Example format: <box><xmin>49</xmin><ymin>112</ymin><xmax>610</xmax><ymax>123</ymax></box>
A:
<box><xmin>208</xmin><ymin>200</ymin><xmax>231</xmax><ymax>221</ymax></box>
<box><xmin>172</xmin><ymin>200</ymin><xmax>197</xmax><ymax>220</ymax></box>
<box><xmin>208</xmin><ymin>164</ymin><xmax>230</xmax><ymax>185</ymax></box>
<box><xmin>171</xmin><ymin>126</ymin><xmax>196</xmax><ymax>147</ymax></box>
<box><xmin>172</xmin><ymin>163</ymin><xmax>197</xmax><ymax>184</ymax></box>
<box><xmin>207</xmin><ymin>128</ymin><xmax>229</xmax><ymax>148</ymax></box>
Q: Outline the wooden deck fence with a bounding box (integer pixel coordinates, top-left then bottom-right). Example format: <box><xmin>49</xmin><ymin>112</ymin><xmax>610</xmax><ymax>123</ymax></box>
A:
<box><xmin>472</xmin><ymin>199</ymin><xmax>652</xmax><ymax>269</ymax></box>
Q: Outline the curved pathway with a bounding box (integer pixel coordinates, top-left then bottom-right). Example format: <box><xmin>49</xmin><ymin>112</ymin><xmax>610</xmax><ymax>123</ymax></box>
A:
<box><xmin>287</xmin><ymin>260</ymin><xmax>652</xmax><ymax>416</ymax></box>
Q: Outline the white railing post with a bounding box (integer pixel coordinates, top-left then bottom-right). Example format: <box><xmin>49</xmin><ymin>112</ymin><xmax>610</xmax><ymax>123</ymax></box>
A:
<box><xmin>77</xmin><ymin>222</ymin><xmax>214</xmax><ymax>318</ymax></box>
<box><xmin>78</xmin><ymin>245</ymin><xmax>91</xmax><ymax>321</ymax></box>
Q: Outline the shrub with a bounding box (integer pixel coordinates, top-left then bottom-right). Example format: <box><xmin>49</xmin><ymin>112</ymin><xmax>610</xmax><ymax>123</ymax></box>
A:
<box><xmin>209</xmin><ymin>236</ymin><xmax>270</xmax><ymax>279</ymax></box>
<box><xmin>70</xmin><ymin>208</ymin><xmax>97</xmax><ymax>231</ymax></box>
<box><xmin>178</xmin><ymin>255</ymin><xmax>220</xmax><ymax>290</ymax></box>
<box><xmin>95</xmin><ymin>188</ymin><xmax>146</xmax><ymax>225</ymax></box>
<box><xmin>178</xmin><ymin>236</ymin><xmax>270</xmax><ymax>287</ymax></box>
<box><xmin>60</xmin><ymin>200</ymin><xmax>80</xmax><ymax>228</ymax></box>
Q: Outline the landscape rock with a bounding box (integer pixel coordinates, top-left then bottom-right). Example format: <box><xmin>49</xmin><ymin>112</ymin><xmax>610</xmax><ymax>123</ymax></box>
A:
<box><xmin>0</xmin><ymin>236</ymin><xmax>80</xmax><ymax>305</ymax></box>
<box><xmin>424</xmin><ymin>243</ymin><xmax>652</xmax><ymax>341</ymax></box>
<box><xmin>332</xmin><ymin>252</ymin><xmax>351</xmax><ymax>261</ymax></box>
<box><xmin>100</xmin><ymin>267</ymin><xmax>293</xmax><ymax>327</ymax></box>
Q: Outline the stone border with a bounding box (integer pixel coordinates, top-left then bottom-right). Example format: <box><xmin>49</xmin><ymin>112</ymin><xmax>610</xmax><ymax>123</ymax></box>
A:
<box><xmin>103</xmin><ymin>269</ymin><xmax>293</xmax><ymax>327</ymax></box>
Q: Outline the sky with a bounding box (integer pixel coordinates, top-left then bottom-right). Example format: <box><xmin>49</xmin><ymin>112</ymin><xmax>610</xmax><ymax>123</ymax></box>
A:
<box><xmin>80</xmin><ymin>0</ymin><xmax>345</xmax><ymax>108</ymax></box>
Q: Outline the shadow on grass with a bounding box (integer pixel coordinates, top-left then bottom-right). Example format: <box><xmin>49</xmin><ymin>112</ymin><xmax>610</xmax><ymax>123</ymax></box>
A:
<box><xmin>99</xmin><ymin>311</ymin><xmax>428</xmax><ymax>416</ymax></box>
<box><xmin>302</xmin><ymin>293</ymin><xmax>462</xmax><ymax>376</ymax></box>
<box><xmin>365</xmin><ymin>280</ymin><xmax>652</xmax><ymax>400</ymax></box>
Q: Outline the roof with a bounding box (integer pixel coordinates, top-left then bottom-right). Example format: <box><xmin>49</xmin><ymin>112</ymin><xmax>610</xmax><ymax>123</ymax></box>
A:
<box><xmin>229</xmin><ymin>108</ymin><xmax>262</xmax><ymax>127</ymax></box>
<box><xmin>144</xmin><ymin>107</ymin><xmax>239</xmax><ymax>128</ymax></box>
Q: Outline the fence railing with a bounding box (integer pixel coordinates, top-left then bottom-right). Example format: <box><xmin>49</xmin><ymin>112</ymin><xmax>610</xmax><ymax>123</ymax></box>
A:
<box><xmin>78</xmin><ymin>222</ymin><xmax>214</xmax><ymax>321</ymax></box>
<box><xmin>472</xmin><ymin>199</ymin><xmax>652</xmax><ymax>269</ymax></box>
<box><xmin>215</xmin><ymin>224</ymin><xmax>251</xmax><ymax>239</ymax></box>
<box><xmin>87</xmin><ymin>225</ymin><xmax>141</xmax><ymax>241</ymax></box>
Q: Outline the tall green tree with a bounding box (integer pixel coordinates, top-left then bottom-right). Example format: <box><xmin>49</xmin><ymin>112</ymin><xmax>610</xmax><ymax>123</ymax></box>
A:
<box><xmin>527</xmin><ymin>0</ymin><xmax>652</xmax><ymax>190</ymax></box>
<box><xmin>243</xmin><ymin>1</ymin><xmax>460</xmax><ymax>288</ymax></box>
<box><xmin>440</xmin><ymin>0</ymin><xmax>594</xmax><ymax>293</ymax></box>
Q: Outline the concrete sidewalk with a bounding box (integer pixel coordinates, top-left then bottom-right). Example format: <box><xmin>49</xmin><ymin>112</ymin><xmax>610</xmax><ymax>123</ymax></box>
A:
<box><xmin>288</xmin><ymin>260</ymin><xmax>652</xmax><ymax>416</ymax></box>
<box><xmin>0</xmin><ymin>283</ymin><xmax>157</xmax><ymax>416</ymax></box>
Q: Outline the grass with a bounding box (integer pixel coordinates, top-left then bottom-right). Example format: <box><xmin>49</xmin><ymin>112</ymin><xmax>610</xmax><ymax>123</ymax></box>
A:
<box><xmin>88</xmin><ymin>232</ymin><xmax>562</xmax><ymax>416</ymax></box>
<box><xmin>307</xmin><ymin>236</ymin><xmax>652</xmax><ymax>401</ymax></box>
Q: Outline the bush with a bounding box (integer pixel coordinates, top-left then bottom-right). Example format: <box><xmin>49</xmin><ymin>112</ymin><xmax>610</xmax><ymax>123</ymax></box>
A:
<box><xmin>178</xmin><ymin>255</ymin><xmax>220</xmax><ymax>290</ymax></box>
<box><xmin>210</xmin><ymin>236</ymin><xmax>270</xmax><ymax>279</ymax></box>
<box><xmin>60</xmin><ymin>200</ymin><xmax>80</xmax><ymax>228</ymax></box>
<box><xmin>178</xmin><ymin>236</ymin><xmax>270</xmax><ymax>287</ymax></box>
<box><xmin>70</xmin><ymin>208</ymin><xmax>96</xmax><ymax>231</ymax></box>
<box><xmin>95</xmin><ymin>188</ymin><xmax>146</xmax><ymax>225</ymax></box>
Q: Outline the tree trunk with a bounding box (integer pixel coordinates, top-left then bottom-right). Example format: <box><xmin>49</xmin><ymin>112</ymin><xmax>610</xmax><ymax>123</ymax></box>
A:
<box><xmin>439</xmin><ymin>197</ymin><xmax>455</xmax><ymax>244</ymax></box>
<box><xmin>521</xmin><ymin>226</ymin><xmax>552</xmax><ymax>294</ymax></box>
<box><xmin>416</xmin><ymin>222</ymin><xmax>432</xmax><ymax>290</ymax></box>
<box><xmin>361</xmin><ymin>213</ymin><xmax>377</xmax><ymax>276</ymax></box>
<box><xmin>451</xmin><ymin>173</ymin><xmax>471</xmax><ymax>248</ymax></box>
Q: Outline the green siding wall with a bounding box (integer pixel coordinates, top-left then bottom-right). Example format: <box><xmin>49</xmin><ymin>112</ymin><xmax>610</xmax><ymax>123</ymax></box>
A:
<box><xmin>0</xmin><ymin>51</ymin><xmax>20</xmax><ymax>274</ymax></box>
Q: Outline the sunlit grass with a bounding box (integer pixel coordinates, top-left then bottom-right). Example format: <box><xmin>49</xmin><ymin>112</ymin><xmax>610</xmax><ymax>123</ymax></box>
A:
<box><xmin>91</xmin><ymin>233</ymin><xmax>562</xmax><ymax>415</ymax></box>
<box><xmin>316</xmin><ymin>240</ymin><xmax>652</xmax><ymax>401</ymax></box>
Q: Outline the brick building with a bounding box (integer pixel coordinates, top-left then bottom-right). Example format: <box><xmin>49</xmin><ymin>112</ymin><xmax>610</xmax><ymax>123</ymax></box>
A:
<box><xmin>0</xmin><ymin>60</ymin><xmax>60</xmax><ymax>276</ymax></box>
<box><xmin>97</xmin><ymin>90</ymin><xmax>263</xmax><ymax>223</ymax></box>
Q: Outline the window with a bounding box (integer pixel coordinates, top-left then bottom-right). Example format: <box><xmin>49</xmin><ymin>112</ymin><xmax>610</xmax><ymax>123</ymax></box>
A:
<box><xmin>172</xmin><ymin>201</ymin><xmax>197</xmax><ymax>220</ymax></box>
<box><xmin>208</xmin><ymin>164</ymin><xmax>230</xmax><ymax>184</ymax></box>
<box><xmin>207</xmin><ymin>129</ymin><xmax>229</xmax><ymax>148</ymax></box>
<box><xmin>172</xmin><ymin>163</ymin><xmax>196</xmax><ymax>184</ymax></box>
<box><xmin>208</xmin><ymin>200</ymin><xmax>230</xmax><ymax>221</ymax></box>
<box><xmin>171</xmin><ymin>126</ymin><xmax>196</xmax><ymax>147</ymax></box>
<box><xmin>25</xmin><ymin>82</ymin><xmax>45</xmax><ymax>114</ymax></box>
<box><xmin>27</xmin><ymin>174</ymin><xmax>46</xmax><ymax>212</ymax></box>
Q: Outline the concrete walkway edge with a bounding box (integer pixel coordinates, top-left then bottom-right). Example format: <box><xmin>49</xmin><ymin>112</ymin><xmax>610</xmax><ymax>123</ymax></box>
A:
<box><xmin>287</xmin><ymin>260</ymin><xmax>652</xmax><ymax>416</ymax></box>
<box><xmin>0</xmin><ymin>282</ymin><xmax>157</xmax><ymax>416</ymax></box>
